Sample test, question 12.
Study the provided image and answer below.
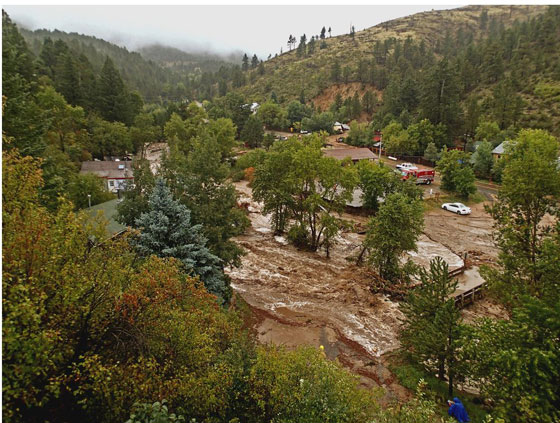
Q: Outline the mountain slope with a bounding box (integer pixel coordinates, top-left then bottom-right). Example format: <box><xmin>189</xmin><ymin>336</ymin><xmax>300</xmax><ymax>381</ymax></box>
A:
<box><xmin>239</xmin><ymin>5</ymin><xmax>547</xmax><ymax>103</ymax></box>
<box><xmin>20</xmin><ymin>28</ymin><xmax>183</xmax><ymax>102</ymax></box>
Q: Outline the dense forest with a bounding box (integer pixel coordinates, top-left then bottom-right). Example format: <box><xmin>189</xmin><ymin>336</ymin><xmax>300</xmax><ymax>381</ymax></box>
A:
<box><xmin>3</xmin><ymin>5</ymin><xmax>560</xmax><ymax>423</ymax></box>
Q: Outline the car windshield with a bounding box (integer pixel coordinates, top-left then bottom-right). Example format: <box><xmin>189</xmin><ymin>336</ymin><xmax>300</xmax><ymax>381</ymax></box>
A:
<box><xmin>456</xmin><ymin>203</ymin><xmax>466</xmax><ymax>208</ymax></box>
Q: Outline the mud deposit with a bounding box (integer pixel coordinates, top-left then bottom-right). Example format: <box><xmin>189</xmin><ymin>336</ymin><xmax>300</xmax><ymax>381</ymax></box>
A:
<box><xmin>229</xmin><ymin>181</ymin><xmax>410</xmax><ymax>400</ymax></box>
<box><xmin>228</xmin><ymin>181</ymin><xmax>497</xmax><ymax>401</ymax></box>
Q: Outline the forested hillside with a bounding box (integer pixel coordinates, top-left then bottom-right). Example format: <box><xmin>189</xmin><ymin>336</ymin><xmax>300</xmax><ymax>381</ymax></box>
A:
<box><xmin>21</xmin><ymin>27</ymin><xmax>186</xmax><ymax>102</ymax></box>
<box><xmin>229</xmin><ymin>5</ymin><xmax>560</xmax><ymax>139</ymax></box>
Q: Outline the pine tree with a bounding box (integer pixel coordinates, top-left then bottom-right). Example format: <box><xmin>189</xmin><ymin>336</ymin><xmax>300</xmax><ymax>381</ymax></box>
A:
<box><xmin>320</xmin><ymin>26</ymin><xmax>326</xmax><ymax>39</ymax></box>
<box><xmin>251</xmin><ymin>54</ymin><xmax>259</xmax><ymax>69</ymax></box>
<box><xmin>242</xmin><ymin>53</ymin><xmax>249</xmax><ymax>71</ymax></box>
<box><xmin>134</xmin><ymin>179</ymin><xmax>230</xmax><ymax>303</ymax></box>
<box><xmin>400</xmin><ymin>257</ymin><xmax>463</xmax><ymax>396</ymax></box>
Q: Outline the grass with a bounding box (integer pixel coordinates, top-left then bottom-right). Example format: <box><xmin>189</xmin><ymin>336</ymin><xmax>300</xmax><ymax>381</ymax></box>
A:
<box><xmin>387</xmin><ymin>352</ymin><xmax>490</xmax><ymax>422</ymax></box>
<box><xmin>423</xmin><ymin>191</ymin><xmax>485</xmax><ymax>212</ymax></box>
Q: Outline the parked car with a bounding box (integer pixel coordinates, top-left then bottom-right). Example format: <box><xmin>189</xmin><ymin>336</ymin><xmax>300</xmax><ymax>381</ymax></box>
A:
<box><xmin>442</xmin><ymin>202</ymin><xmax>471</xmax><ymax>215</ymax></box>
<box><xmin>396</xmin><ymin>162</ymin><xmax>418</xmax><ymax>171</ymax></box>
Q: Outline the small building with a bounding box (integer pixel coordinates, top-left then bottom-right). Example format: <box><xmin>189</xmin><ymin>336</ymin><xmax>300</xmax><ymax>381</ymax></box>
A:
<box><xmin>492</xmin><ymin>141</ymin><xmax>511</xmax><ymax>160</ymax></box>
<box><xmin>80</xmin><ymin>160</ymin><xmax>134</xmax><ymax>193</ymax></box>
<box><xmin>333</xmin><ymin>122</ymin><xmax>350</xmax><ymax>133</ymax></box>
<box><xmin>323</xmin><ymin>147</ymin><xmax>376</xmax><ymax>163</ymax></box>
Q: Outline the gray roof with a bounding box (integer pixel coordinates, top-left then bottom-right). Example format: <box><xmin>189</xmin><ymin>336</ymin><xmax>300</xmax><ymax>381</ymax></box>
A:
<box><xmin>86</xmin><ymin>199</ymin><xmax>126</xmax><ymax>236</ymax></box>
<box><xmin>323</xmin><ymin>148</ymin><xmax>376</xmax><ymax>161</ymax></box>
<box><xmin>492</xmin><ymin>141</ymin><xmax>510</xmax><ymax>155</ymax></box>
<box><xmin>80</xmin><ymin>161</ymin><xmax>134</xmax><ymax>179</ymax></box>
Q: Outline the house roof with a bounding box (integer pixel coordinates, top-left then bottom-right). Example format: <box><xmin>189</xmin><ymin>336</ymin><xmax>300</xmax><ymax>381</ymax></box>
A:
<box><xmin>323</xmin><ymin>148</ymin><xmax>376</xmax><ymax>161</ymax></box>
<box><xmin>492</xmin><ymin>141</ymin><xmax>511</xmax><ymax>155</ymax></box>
<box><xmin>86</xmin><ymin>199</ymin><xmax>127</xmax><ymax>236</ymax></box>
<box><xmin>80</xmin><ymin>161</ymin><xmax>134</xmax><ymax>179</ymax></box>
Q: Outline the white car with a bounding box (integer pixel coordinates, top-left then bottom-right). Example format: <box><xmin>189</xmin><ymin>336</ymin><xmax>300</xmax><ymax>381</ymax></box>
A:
<box><xmin>442</xmin><ymin>202</ymin><xmax>471</xmax><ymax>215</ymax></box>
<box><xmin>396</xmin><ymin>162</ymin><xmax>418</xmax><ymax>171</ymax></box>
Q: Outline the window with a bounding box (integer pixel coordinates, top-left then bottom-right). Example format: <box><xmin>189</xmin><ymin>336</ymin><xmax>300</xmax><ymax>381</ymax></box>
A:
<box><xmin>109</xmin><ymin>180</ymin><xmax>115</xmax><ymax>187</ymax></box>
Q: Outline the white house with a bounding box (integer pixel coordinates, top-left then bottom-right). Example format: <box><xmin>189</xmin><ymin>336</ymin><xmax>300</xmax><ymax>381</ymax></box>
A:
<box><xmin>80</xmin><ymin>160</ymin><xmax>134</xmax><ymax>193</ymax></box>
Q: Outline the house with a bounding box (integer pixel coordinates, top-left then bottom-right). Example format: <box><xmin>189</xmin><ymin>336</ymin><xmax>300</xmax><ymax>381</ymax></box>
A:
<box><xmin>250</xmin><ymin>102</ymin><xmax>260</xmax><ymax>114</ymax></box>
<box><xmin>80</xmin><ymin>160</ymin><xmax>134</xmax><ymax>193</ymax></box>
<box><xmin>492</xmin><ymin>141</ymin><xmax>511</xmax><ymax>160</ymax></box>
<box><xmin>333</xmin><ymin>122</ymin><xmax>351</xmax><ymax>133</ymax></box>
<box><xmin>323</xmin><ymin>147</ymin><xmax>376</xmax><ymax>163</ymax></box>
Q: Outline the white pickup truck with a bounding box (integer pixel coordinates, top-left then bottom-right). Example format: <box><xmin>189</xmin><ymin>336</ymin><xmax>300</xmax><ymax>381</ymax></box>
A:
<box><xmin>396</xmin><ymin>162</ymin><xmax>418</xmax><ymax>171</ymax></box>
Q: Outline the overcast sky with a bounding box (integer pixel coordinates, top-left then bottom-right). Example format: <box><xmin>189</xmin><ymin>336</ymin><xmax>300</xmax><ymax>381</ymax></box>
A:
<box><xmin>5</xmin><ymin>5</ymin><xmax>459</xmax><ymax>58</ymax></box>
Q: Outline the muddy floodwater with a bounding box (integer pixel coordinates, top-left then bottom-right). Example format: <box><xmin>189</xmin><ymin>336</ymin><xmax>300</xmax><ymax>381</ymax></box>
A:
<box><xmin>228</xmin><ymin>181</ymin><xmax>498</xmax><ymax>398</ymax></box>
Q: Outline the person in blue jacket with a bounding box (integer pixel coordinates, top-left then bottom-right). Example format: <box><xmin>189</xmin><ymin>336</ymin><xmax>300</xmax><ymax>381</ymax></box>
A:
<box><xmin>448</xmin><ymin>397</ymin><xmax>470</xmax><ymax>422</ymax></box>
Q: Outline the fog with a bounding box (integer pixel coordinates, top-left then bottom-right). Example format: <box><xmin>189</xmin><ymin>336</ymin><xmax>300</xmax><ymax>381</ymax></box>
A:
<box><xmin>5</xmin><ymin>5</ymin><xmax>457</xmax><ymax>59</ymax></box>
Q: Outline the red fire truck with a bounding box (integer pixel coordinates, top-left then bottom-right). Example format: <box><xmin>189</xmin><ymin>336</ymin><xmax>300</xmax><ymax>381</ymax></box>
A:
<box><xmin>399</xmin><ymin>168</ymin><xmax>435</xmax><ymax>185</ymax></box>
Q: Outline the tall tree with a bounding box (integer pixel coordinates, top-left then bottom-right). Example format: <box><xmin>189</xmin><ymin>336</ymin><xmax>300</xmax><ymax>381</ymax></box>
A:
<box><xmin>483</xmin><ymin>129</ymin><xmax>560</xmax><ymax>302</ymax></box>
<box><xmin>400</xmin><ymin>257</ymin><xmax>464</xmax><ymax>396</ymax></box>
<box><xmin>240</xmin><ymin>114</ymin><xmax>264</xmax><ymax>148</ymax></box>
<box><xmin>363</xmin><ymin>192</ymin><xmax>424</xmax><ymax>282</ymax></box>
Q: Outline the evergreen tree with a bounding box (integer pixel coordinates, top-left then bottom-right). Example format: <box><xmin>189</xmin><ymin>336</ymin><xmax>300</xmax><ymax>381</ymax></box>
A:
<box><xmin>251</xmin><ymin>54</ymin><xmax>259</xmax><ymax>69</ymax></box>
<box><xmin>400</xmin><ymin>257</ymin><xmax>463</xmax><ymax>396</ymax></box>
<box><xmin>320</xmin><ymin>26</ymin><xmax>326</xmax><ymax>39</ymax></box>
<box><xmin>242</xmin><ymin>53</ymin><xmax>249</xmax><ymax>71</ymax></box>
<box><xmin>423</xmin><ymin>142</ymin><xmax>440</xmax><ymax>163</ymax></box>
<box><xmin>471</xmin><ymin>140</ymin><xmax>493</xmax><ymax>178</ymax></box>
<box><xmin>134</xmin><ymin>179</ymin><xmax>230</xmax><ymax>303</ymax></box>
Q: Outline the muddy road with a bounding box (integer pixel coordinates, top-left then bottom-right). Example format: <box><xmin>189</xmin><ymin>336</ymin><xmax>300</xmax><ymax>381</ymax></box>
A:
<box><xmin>227</xmin><ymin>181</ymin><xmax>498</xmax><ymax>400</ymax></box>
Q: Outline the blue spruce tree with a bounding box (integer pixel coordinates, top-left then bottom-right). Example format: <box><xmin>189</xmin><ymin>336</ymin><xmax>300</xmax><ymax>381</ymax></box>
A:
<box><xmin>134</xmin><ymin>179</ymin><xmax>230</xmax><ymax>303</ymax></box>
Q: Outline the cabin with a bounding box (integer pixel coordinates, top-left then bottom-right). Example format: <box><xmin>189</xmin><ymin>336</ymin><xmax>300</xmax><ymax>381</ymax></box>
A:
<box><xmin>323</xmin><ymin>147</ymin><xmax>376</xmax><ymax>163</ymax></box>
<box><xmin>492</xmin><ymin>141</ymin><xmax>509</xmax><ymax>160</ymax></box>
<box><xmin>80</xmin><ymin>160</ymin><xmax>134</xmax><ymax>193</ymax></box>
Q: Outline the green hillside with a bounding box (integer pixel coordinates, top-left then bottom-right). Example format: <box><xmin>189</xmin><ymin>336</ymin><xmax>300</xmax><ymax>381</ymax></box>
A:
<box><xmin>20</xmin><ymin>27</ymin><xmax>186</xmax><ymax>103</ymax></box>
<box><xmin>238</xmin><ymin>5</ymin><xmax>548</xmax><ymax>103</ymax></box>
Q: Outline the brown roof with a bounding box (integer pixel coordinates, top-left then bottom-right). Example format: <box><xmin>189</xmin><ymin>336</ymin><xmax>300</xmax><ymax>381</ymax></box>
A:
<box><xmin>80</xmin><ymin>161</ymin><xmax>134</xmax><ymax>179</ymax></box>
<box><xmin>323</xmin><ymin>148</ymin><xmax>376</xmax><ymax>161</ymax></box>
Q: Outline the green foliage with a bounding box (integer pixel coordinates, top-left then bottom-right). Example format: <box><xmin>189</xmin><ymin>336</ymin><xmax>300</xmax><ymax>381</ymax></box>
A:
<box><xmin>475</xmin><ymin>120</ymin><xmax>502</xmax><ymax>145</ymax></box>
<box><xmin>249</xmin><ymin>346</ymin><xmax>378</xmax><ymax>423</ymax></box>
<box><xmin>464</xmin><ymin>296</ymin><xmax>560</xmax><ymax>423</ymax></box>
<box><xmin>471</xmin><ymin>140</ymin><xmax>494</xmax><ymax>178</ymax></box>
<box><xmin>126</xmin><ymin>401</ymin><xmax>186</xmax><ymax>423</ymax></box>
<box><xmin>240</xmin><ymin>114</ymin><xmax>264</xmax><ymax>148</ymax></box>
<box><xmin>301</xmin><ymin>111</ymin><xmax>335</xmax><ymax>133</ymax></box>
<box><xmin>400</xmin><ymin>257</ymin><xmax>464</xmax><ymax>395</ymax></box>
<box><xmin>382</xmin><ymin>121</ymin><xmax>419</xmax><ymax>156</ymax></box>
<box><xmin>436</xmin><ymin>148</ymin><xmax>477</xmax><ymax>198</ymax></box>
<box><xmin>117</xmin><ymin>158</ymin><xmax>156</xmax><ymax>226</ymax></box>
<box><xmin>373</xmin><ymin>380</ymin><xmax>456</xmax><ymax>423</ymax></box>
<box><xmin>407</xmin><ymin>119</ymin><xmax>448</xmax><ymax>153</ymax></box>
<box><xmin>346</xmin><ymin>121</ymin><xmax>373</xmax><ymax>147</ymax></box>
<box><xmin>89</xmin><ymin>116</ymin><xmax>133</xmax><ymax>157</ymax></box>
<box><xmin>483</xmin><ymin>129</ymin><xmax>560</xmax><ymax>302</ymax></box>
<box><xmin>256</xmin><ymin>101</ymin><xmax>289</xmax><ymax>130</ymax></box>
<box><xmin>134</xmin><ymin>179</ymin><xmax>230</xmax><ymax>302</ymax></box>
<box><xmin>67</xmin><ymin>173</ymin><xmax>115</xmax><ymax>210</ymax></box>
<box><xmin>253</xmin><ymin>134</ymin><xmax>357</xmax><ymax>251</ymax></box>
<box><xmin>423</xmin><ymin>142</ymin><xmax>440</xmax><ymax>163</ymax></box>
<box><xmin>357</xmin><ymin>160</ymin><xmax>421</xmax><ymax>213</ymax></box>
<box><xmin>364</xmin><ymin>192</ymin><xmax>424</xmax><ymax>282</ymax></box>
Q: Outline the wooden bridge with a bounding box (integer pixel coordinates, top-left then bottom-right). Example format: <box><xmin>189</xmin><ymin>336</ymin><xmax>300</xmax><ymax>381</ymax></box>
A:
<box><xmin>451</xmin><ymin>280</ymin><xmax>486</xmax><ymax>308</ymax></box>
